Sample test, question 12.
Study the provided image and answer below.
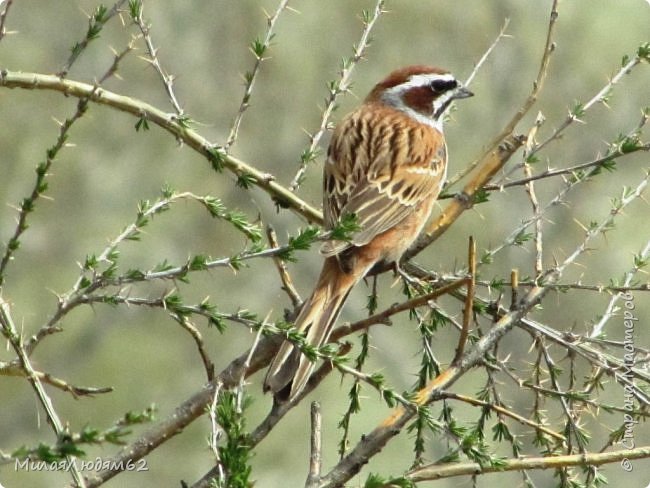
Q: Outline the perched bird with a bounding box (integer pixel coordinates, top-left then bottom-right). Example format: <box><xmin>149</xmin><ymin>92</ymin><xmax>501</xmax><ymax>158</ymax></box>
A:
<box><xmin>264</xmin><ymin>65</ymin><xmax>473</xmax><ymax>401</ymax></box>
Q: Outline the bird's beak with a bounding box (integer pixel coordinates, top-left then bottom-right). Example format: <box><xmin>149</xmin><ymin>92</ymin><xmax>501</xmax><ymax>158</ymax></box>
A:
<box><xmin>452</xmin><ymin>85</ymin><xmax>474</xmax><ymax>100</ymax></box>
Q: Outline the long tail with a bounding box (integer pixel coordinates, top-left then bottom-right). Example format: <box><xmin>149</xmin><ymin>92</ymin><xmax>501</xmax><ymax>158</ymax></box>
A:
<box><xmin>264</xmin><ymin>257</ymin><xmax>367</xmax><ymax>401</ymax></box>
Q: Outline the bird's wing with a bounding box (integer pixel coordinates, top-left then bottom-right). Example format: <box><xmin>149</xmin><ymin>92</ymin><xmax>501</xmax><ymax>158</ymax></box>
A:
<box><xmin>321</xmin><ymin>105</ymin><xmax>447</xmax><ymax>256</ymax></box>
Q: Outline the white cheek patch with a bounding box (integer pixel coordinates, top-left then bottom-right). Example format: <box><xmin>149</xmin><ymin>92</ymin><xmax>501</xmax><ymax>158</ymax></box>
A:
<box><xmin>380</xmin><ymin>72</ymin><xmax>456</xmax><ymax>131</ymax></box>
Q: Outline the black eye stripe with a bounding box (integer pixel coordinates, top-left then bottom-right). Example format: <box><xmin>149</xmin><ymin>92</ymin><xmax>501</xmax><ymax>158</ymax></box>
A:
<box><xmin>430</xmin><ymin>78</ymin><xmax>458</xmax><ymax>92</ymax></box>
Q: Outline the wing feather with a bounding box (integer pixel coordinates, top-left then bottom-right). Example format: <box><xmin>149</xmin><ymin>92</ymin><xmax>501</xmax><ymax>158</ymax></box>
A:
<box><xmin>321</xmin><ymin>103</ymin><xmax>446</xmax><ymax>257</ymax></box>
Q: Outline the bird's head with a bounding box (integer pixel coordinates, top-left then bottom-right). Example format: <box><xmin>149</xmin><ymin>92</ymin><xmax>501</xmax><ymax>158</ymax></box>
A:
<box><xmin>366</xmin><ymin>65</ymin><xmax>473</xmax><ymax>130</ymax></box>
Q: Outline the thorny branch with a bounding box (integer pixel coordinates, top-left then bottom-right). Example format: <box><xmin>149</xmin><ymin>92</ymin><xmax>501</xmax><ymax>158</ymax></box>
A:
<box><xmin>0</xmin><ymin>361</ymin><xmax>112</xmax><ymax>397</ymax></box>
<box><xmin>0</xmin><ymin>69</ymin><xmax>323</xmax><ymax>223</ymax></box>
<box><xmin>406</xmin><ymin>446</ymin><xmax>650</xmax><ymax>482</ymax></box>
<box><xmin>289</xmin><ymin>0</ymin><xmax>386</xmax><ymax>191</ymax></box>
<box><xmin>318</xmin><ymin>169</ymin><xmax>648</xmax><ymax>487</ymax></box>
<box><xmin>58</xmin><ymin>0</ymin><xmax>130</xmax><ymax>77</ymax></box>
<box><xmin>0</xmin><ymin>299</ymin><xmax>87</xmax><ymax>487</ymax></box>
<box><xmin>131</xmin><ymin>2</ymin><xmax>184</xmax><ymax>116</ymax></box>
<box><xmin>225</xmin><ymin>0</ymin><xmax>291</xmax><ymax>151</ymax></box>
<box><xmin>590</xmin><ymin>238</ymin><xmax>650</xmax><ymax>338</ymax></box>
<box><xmin>3</xmin><ymin>1</ymin><xmax>650</xmax><ymax>486</ymax></box>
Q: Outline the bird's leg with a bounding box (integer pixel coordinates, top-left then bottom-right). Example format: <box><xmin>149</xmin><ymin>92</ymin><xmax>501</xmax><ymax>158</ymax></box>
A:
<box><xmin>392</xmin><ymin>262</ymin><xmax>427</xmax><ymax>293</ymax></box>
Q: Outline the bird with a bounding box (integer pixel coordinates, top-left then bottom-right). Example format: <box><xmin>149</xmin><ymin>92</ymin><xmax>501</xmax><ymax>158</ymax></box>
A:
<box><xmin>264</xmin><ymin>65</ymin><xmax>473</xmax><ymax>402</ymax></box>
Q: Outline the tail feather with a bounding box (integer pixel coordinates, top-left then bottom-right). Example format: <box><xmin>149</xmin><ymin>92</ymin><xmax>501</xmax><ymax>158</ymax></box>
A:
<box><xmin>263</xmin><ymin>291</ymin><xmax>326</xmax><ymax>393</ymax></box>
<box><xmin>289</xmin><ymin>288</ymin><xmax>351</xmax><ymax>399</ymax></box>
<box><xmin>264</xmin><ymin>258</ymin><xmax>365</xmax><ymax>401</ymax></box>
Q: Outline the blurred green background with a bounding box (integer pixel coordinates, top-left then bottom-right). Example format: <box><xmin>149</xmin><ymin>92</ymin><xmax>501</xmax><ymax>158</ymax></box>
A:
<box><xmin>1</xmin><ymin>1</ymin><xmax>649</xmax><ymax>486</ymax></box>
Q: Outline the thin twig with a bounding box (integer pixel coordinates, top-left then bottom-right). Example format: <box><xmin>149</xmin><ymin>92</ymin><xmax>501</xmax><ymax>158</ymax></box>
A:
<box><xmin>176</xmin><ymin>316</ymin><xmax>215</xmax><ymax>381</ymax></box>
<box><xmin>58</xmin><ymin>0</ymin><xmax>129</xmax><ymax>77</ymax></box>
<box><xmin>0</xmin><ymin>299</ymin><xmax>86</xmax><ymax>487</ymax></box>
<box><xmin>590</xmin><ymin>238</ymin><xmax>650</xmax><ymax>338</ymax></box>
<box><xmin>480</xmin><ymin>155</ymin><xmax>600</xmax><ymax>265</ymax></box>
<box><xmin>0</xmin><ymin>43</ymin><xmax>134</xmax><ymax>288</ymax></box>
<box><xmin>225</xmin><ymin>0</ymin><xmax>291</xmax><ymax>151</ymax></box>
<box><xmin>486</xmin><ymin>144</ymin><xmax>649</xmax><ymax>191</ymax></box>
<box><xmin>266</xmin><ymin>225</ymin><xmax>302</xmax><ymax>308</ymax></box>
<box><xmin>445</xmin><ymin>19</ymin><xmax>512</xmax><ymax>187</ymax></box>
<box><xmin>530</xmin><ymin>53</ymin><xmax>645</xmax><ymax>159</ymax></box>
<box><xmin>464</xmin><ymin>18</ymin><xmax>511</xmax><ymax>88</ymax></box>
<box><xmin>523</xmin><ymin>114</ymin><xmax>545</xmax><ymax>278</ymax></box>
<box><xmin>452</xmin><ymin>236</ymin><xmax>475</xmax><ymax>365</ymax></box>
<box><xmin>0</xmin><ymin>362</ymin><xmax>112</xmax><ymax>398</ymax></box>
<box><xmin>334</xmin><ymin>359</ymin><xmax>412</xmax><ymax>407</ymax></box>
<box><xmin>289</xmin><ymin>0</ymin><xmax>386</xmax><ymax>191</ymax></box>
<box><xmin>132</xmin><ymin>2</ymin><xmax>183</xmax><ymax>115</ymax></box>
<box><xmin>239</xmin><ymin>315</ymin><xmax>267</xmax><ymax>400</ymax></box>
<box><xmin>333</xmin><ymin>279</ymin><xmax>467</xmax><ymax>337</ymax></box>
<box><xmin>0</xmin><ymin>85</ymin><xmax>99</xmax><ymax>286</ymax></box>
<box><xmin>480</xmin><ymin>279</ymin><xmax>650</xmax><ymax>293</ymax></box>
<box><xmin>517</xmin><ymin>380</ymin><xmax>649</xmax><ymax>416</ymax></box>
<box><xmin>99</xmin><ymin>39</ymin><xmax>137</xmax><ymax>84</ymax></box>
<box><xmin>510</xmin><ymin>269</ymin><xmax>519</xmax><ymax>310</ymax></box>
<box><xmin>553</xmin><ymin>173</ymin><xmax>649</xmax><ymax>277</ymax></box>
<box><xmin>441</xmin><ymin>391</ymin><xmax>564</xmax><ymax>441</ymax></box>
<box><xmin>489</xmin><ymin>0</ymin><xmax>558</xmax><ymax>152</ymax></box>
<box><xmin>541</xmin><ymin>341</ymin><xmax>586</xmax><ymax>459</ymax></box>
<box><xmin>207</xmin><ymin>381</ymin><xmax>225</xmax><ymax>484</ymax></box>
<box><xmin>406</xmin><ymin>446</ymin><xmax>650</xmax><ymax>482</ymax></box>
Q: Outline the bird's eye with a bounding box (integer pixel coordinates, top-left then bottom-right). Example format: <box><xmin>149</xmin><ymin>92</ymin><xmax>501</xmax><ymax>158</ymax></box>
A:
<box><xmin>430</xmin><ymin>78</ymin><xmax>458</xmax><ymax>92</ymax></box>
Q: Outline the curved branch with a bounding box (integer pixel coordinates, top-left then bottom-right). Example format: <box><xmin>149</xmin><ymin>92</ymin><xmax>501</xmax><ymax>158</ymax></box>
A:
<box><xmin>0</xmin><ymin>69</ymin><xmax>323</xmax><ymax>224</ymax></box>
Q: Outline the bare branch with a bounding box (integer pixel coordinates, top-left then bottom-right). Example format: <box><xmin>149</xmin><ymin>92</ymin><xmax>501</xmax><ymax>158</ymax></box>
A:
<box><xmin>532</xmin><ymin>53</ymin><xmax>645</xmax><ymax>158</ymax></box>
<box><xmin>0</xmin><ymin>361</ymin><xmax>112</xmax><ymax>398</ymax></box>
<box><xmin>267</xmin><ymin>225</ymin><xmax>303</xmax><ymax>308</ymax></box>
<box><xmin>332</xmin><ymin>279</ymin><xmax>467</xmax><ymax>338</ymax></box>
<box><xmin>176</xmin><ymin>316</ymin><xmax>215</xmax><ymax>381</ymax></box>
<box><xmin>464</xmin><ymin>18</ymin><xmax>511</xmax><ymax>88</ymax></box>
